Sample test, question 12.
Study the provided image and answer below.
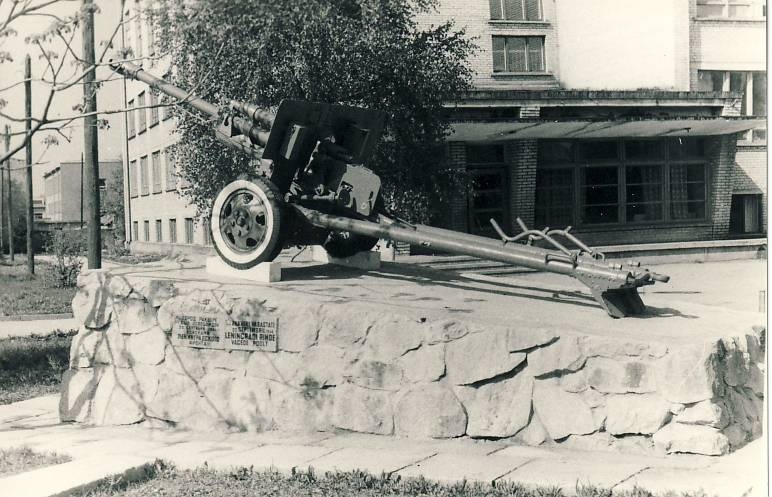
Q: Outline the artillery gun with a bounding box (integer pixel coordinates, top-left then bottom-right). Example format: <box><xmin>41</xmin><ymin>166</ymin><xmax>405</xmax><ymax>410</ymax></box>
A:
<box><xmin>112</xmin><ymin>61</ymin><xmax>669</xmax><ymax>318</ymax></box>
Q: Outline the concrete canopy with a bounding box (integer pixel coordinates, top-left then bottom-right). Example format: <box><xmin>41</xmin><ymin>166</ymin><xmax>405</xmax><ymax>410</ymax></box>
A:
<box><xmin>448</xmin><ymin>117</ymin><xmax>765</xmax><ymax>142</ymax></box>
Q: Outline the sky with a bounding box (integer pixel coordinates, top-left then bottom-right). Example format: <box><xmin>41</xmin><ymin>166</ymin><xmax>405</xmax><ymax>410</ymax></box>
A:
<box><xmin>0</xmin><ymin>0</ymin><xmax>126</xmax><ymax>198</ymax></box>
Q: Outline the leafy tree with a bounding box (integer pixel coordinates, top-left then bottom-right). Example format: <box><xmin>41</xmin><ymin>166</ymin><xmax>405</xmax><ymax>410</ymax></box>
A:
<box><xmin>0</xmin><ymin>178</ymin><xmax>27</xmax><ymax>255</ymax></box>
<box><xmin>153</xmin><ymin>0</ymin><xmax>474</xmax><ymax>223</ymax></box>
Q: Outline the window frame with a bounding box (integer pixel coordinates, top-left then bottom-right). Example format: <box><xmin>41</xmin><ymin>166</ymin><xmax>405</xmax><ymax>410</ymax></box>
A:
<box><xmin>169</xmin><ymin>218</ymin><xmax>177</xmax><ymax>244</ymax></box>
<box><xmin>155</xmin><ymin>219</ymin><xmax>163</xmax><ymax>242</ymax></box>
<box><xmin>127</xmin><ymin>99</ymin><xmax>136</xmax><ymax>138</ymax></box>
<box><xmin>696</xmin><ymin>0</ymin><xmax>765</xmax><ymax>18</ymax></box>
<box><xmin>129</xmin><ymin>159</ymin><xmax>138</xmax><ymax>198</ymax></box>
<box><xmin>164</xmin><ymin>147</ymin><xmax>177</xmax><ymax>191</ymax></box>
<box><xmin>149</xmin><ymin>91</ymin><xmax>160</xmax><ymax>127</ymax></box>
<box><xmin>489</xmin><ymin>0</ymin><xmax>543</xmax><ymax>21</ymax></box>
<box><xmin>140</xmin><ymin>155</ymin><xmax>149</xmax><ymax>196</ymax></box>
<box><xmin>184</xmin><ymin>217</ymin><xmax>195</xmax><ymax>244</ymax></box>
<box><xmin>137</xmin><ymin>91</ymin><xmax>147</xmax><ymax>133</ymax></box>
<box><xmin>151</xmin><ymin>150</ymin><xmax>162</xmax><ymax>194</ymax></box>
<box><xmin>143</xmin><ymin>220</ymin><xmax>150</xmax><ymax>242</ymax></box>
<box><xmin>535</xmin><ymin>138</ymin><xmax>710</xmax><ymax>229</ymax></box>
<box><xmin>492</xmin><ymin>35</ymin><xmax>546</xmax><ymax>74</ymax></box>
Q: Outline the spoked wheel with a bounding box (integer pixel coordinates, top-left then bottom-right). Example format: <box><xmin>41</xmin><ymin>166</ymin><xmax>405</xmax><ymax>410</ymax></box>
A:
<box><xmin>210</xmin><ymin>178</ymin><xmax>285</xmax><ymax>269</ymax></box>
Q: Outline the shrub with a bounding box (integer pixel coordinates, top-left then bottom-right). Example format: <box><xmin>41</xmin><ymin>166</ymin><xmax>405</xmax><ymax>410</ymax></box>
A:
<box><xmin>44</xmin><ymin>230</ymin><xmax>85</xmax><ymax>288</ymax></box>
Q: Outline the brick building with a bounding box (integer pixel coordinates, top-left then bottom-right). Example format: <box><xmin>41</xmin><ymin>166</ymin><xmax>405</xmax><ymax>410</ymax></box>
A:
<box><xmin>121</xmin><ymin>0</ymin><xmax>766</xmax><ymax>254</ymax></box>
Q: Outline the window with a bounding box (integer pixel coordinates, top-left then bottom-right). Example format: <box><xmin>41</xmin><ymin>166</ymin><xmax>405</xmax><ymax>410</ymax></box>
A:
<box><xmin>696</xmin><ymin>0</ymin><xmax>765</xmax><ymax>17</ymax></box>
<box><xmin>490</xmin><ymin>0</ymin><xmax>542</xmax><ymax>20</ymax></box>
<box><xmin>155</xmin><ymin>219</ymin><xmax>163</xmax><ymax>242</ymax></box>
<box><xmin>492</xmin><ymin>36</ymin><xmax>544</xmax><ymax>73</ymax></box>
<box><xmin>729</xmin><ymin>194</ymin><xmax>762</xmax><ymax>233</ymax></box>
<box><xmin>127</xmin><ymin>99</ymin><xmax>135</xmax><ymax>138</ymax></box>
<box><xmin>140</xmin><ymin>155</ymin><xmax>149</xmax><ymax>195</ymax></box>
<box><xmin>129</xmin><ymin>160</ymin><xmax>138</xmax><ymax>197</ymax></box>
<box><xmin>143</xmin><ymin>220</ymin><xmax>150</xmax><ymax>241</ymax></box>
<box><xmin>466</xmin><ymin>145</ymin><xmax>508</xmax><ymax>237</ymax></box>
<box><xmin>162</xmin><ymin>74</ymin><xmax>174</xmax><ymax>120</ymax></box>
<box><xmin>151</xmin><ymin>151</ymin><xmax>162</xmax><ymax>193</ymax></box>
<box><xmin>164</xmin><ymin>147</ymin><xmax>177</xmax><ymax>191</ymax></box>
<box><xmin>132</xmin><ymin>221</ymin><xmax>139</xmax><ymax>241</ymax></box>
<box><xmin>535</xmin><ymin>139</ymin><xmax>708</xmax><ymax>227</ymax></box>
<box><xmin>149</xmin><ymin>92</ymin><xmax>159</xmax><ymax>126</ymax></box>
<box><xmin>184</xmin><ymin>218</ymin><xmax>194</xmax><ymax>244</ymax></box>
<box><xmin>169</xmin><ymin>218</ymin><xmax>177</xmax><ymax>243</ymax></box>
<box><xmin>146</xmin><ymin>16</ymin><xmax>155</xmax><ymax>57</ymax></box>
<box><xmin>137</xmin><ymin>91</ymin><xmax>147</xmax><ymax>133</ymax></box>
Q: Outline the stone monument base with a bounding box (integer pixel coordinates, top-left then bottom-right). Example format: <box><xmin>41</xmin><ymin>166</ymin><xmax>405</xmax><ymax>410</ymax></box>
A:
<box><xmin>60</xmin><ymin>261</ymin><xmax>765</xmax><ymax>457</ymax></box>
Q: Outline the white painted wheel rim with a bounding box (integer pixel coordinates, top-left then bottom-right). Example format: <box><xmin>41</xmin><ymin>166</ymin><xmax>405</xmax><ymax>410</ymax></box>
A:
<box><xmin>211</xmin><ymin>180</ymin><xmax>275</xmax><ymax>264</ymax></box>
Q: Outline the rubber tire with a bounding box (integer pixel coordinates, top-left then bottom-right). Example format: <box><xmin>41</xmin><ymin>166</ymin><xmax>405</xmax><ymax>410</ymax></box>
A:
<box><xmin>210</xmin><ymin>177</ymin><xmax>286</xmax><ymax>269</ymax></box>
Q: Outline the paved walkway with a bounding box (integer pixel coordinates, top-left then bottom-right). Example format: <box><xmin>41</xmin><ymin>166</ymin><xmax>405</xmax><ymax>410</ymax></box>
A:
<box><xmin>0</xmin><ymin>317</ymin><xmax>78</xmax><ymax>339</ymax></box>
<box><xmin>0</xmin><ymin>396</ymin><xmax>766</xmax><ymax>497</ymax></box>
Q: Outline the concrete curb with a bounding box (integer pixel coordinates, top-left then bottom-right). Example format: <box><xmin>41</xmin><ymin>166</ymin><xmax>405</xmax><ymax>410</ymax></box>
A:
<box><xmin>0</xmin><ymin>313</ymin><xmax>74</xmax><ymax>322</ymax></box>
<box><xmin>0</xmin><ymin>455</ymin><xmax>156</xmax><ymax>497</ymax></box>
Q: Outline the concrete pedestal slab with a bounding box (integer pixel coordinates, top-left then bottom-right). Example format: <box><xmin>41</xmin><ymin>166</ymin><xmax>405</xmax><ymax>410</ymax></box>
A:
<box><xmin>396</xmin><ymin>452</ymin><xmax>531</xmax><ymax>484</ymax></box>
<box><xmin>206</xmin><ymin>256</ymin><xmax>281</xmax><ymax>282</ymax></box>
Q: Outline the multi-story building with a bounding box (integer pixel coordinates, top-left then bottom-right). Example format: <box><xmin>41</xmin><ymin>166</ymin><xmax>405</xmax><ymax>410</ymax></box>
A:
<box><xmin>121</xmin><ymin>0</ymin><xmax>766</xmax><ymax>254</ymax></box>
<box><xmin>43</xmin><ymin>160</ymin><xmax>122</xmax><ymax>223</ymax></box>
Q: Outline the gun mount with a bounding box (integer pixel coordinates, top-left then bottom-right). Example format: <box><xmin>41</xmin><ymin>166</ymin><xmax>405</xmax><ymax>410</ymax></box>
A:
<box><xmin>112</xmin><ymin>61</ymin><xmax>670</xmax><ymax>318</ymax></box>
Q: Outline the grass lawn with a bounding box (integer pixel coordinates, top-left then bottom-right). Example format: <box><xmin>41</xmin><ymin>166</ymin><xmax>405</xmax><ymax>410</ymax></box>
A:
<box><xmin>0</xmin><ymin>447</ymin><xmax>70</xmax><ymax>478</ymax></box>
<box><xmin>77</xmin><ymin>464</ymin><xmax>708</xmax><ymax>497</ymax></box>
<box><xmin>0</xmin><ymin>261</ymin><xmax>77</xmax><ymax>316</ymax></box>
<box><xmin>0</xmin><ymin>332</ymin><xmax>73</xmax><ymax>404</ymax></box>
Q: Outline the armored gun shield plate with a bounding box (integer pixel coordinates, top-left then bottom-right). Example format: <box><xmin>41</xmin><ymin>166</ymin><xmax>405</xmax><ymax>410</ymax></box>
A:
<box><xmin>210</xmin><ymin>178</ymin><xmax>286</xmax><ymax>269</ymax></box>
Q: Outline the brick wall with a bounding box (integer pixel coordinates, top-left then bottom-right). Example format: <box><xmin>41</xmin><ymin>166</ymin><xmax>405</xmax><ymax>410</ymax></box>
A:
<box><xmin>505</xmin><ymin>140</ymin><xmax>537</xmax><ymax>228</ymax></box>
<box><xmin>416</xmin><ymin>0</ymin><xmax>560</xmax><ymax>89</ymax></box>
<box><xmin>444</xmin><ymin>142</ymin><xmax>469</xmax><ymax>232</ymax></box>
<box><xmin>735</xmin><ymin>146</ymin><xmax>767</xmax><ymax>231</ymax></box>
<box><xmin>707</xmin><ymin>134</ymin><xmax>736</xmax><ymax>238</ymax></box>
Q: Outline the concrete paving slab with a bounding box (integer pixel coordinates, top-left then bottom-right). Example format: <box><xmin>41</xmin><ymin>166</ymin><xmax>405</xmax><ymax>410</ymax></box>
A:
<box><xmin>309</xmin><ymin>446</ymin><xmax>438</xmax><ymax>475</ymax></box>
<box><xmin>500</xmin><ymin>458</ymin><xmax>648</xmax><ymax>494</ymax></box>
<box><xmin>318</xmin><ymin>433</ymin><xmax>505</xmax><ymax>456</ymax></box>
<box><xmin>207</xmin><ymin>444</ymin><xmax>338</xmax><ymax>472</ymax></box>
<box><xmin>397</xmin><ymin>452</ymin><xmax>532</xmax><ymax>484</ymax></box>
<box><xmin>612</xmin><ymin>467</ymin><xmax>762</xmax><ymax>497</ymax></box>
<box><xmin>0</xmin><ymin>454</ymin><xmax>153</xmax><ymax>497</ymax></box>
<box><xmin>57</xmin><ymin>437</ymin><xmax>168</xmax><ymax>459</ymax></box>
<box><xmin>145</xmin><ymin>440</ymin><xmax>259</xmax><ymax>470</ymax></box>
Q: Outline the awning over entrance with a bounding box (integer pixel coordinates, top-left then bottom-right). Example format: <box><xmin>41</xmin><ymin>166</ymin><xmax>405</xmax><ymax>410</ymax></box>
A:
<box><xmin>448</xmin><ymin>117</ymin><xmax>765</xmax><ymax>142</ymax></box>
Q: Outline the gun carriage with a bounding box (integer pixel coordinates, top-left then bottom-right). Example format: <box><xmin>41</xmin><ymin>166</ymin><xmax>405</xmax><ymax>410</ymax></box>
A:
<box><xmin>112</xmin><ymin>61</ymin><xmax>669</xmax><ymax>318</ymax></box>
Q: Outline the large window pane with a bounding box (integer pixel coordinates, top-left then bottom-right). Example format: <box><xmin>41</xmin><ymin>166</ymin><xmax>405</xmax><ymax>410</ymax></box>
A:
<box><xmin>535</xmin><ymin>168</ymin><xmax>573</xmax><ymax>227</ymax></box>
<box><xmin>525</xmin><ymin>0</ymin><xmax>541</xmax><ymax>20</ymax></box>
<box><xmin>504</xmin><ymin>0</ymin><xmax>524</xmax><ymax>20</ymax></box>
<box><xmin>669</xmin><ymin>138</ymin><xmax>705</xmax><ymax>160</ymax></box>
<box><xmin>527</xmin><ymin>37</ymin><xmax>544</xmax><ymax>71</ymax></box>
<box><xmin>492</xmin><ymin>37</ymin><xmax>506</xmax><ymax>72</ymax></box>
<box><xmin>582</xmin><ymin>166</ymin><xmax>618</xmax><ymax>224</ymax></box>
<box><xmin>626</xmin><ymin>165</ymin><xmax>663</xmax><ymax>222</ymax></box>
<box><xmin>670</xmin><ymin>164</ymin><xmax>706</xmax><ymax>220</ymax></box>
<box><xmin>489</xmin><ymin>0</ymin><xmax>503</xmax><ymax>19</ymax></box>
<box><xmin>506</xmin><ymin>37</ymin><xmax>527</xmax><ymax>72</ymax></box>
<box><xmin>577</xmin><ymin>141</ymin><xmax>618</xmax><ymax>161</ymax></box>
<box><xmin>538</xmin><ymin>141</ymin><xmax>574</xmax><ymax>164</ymax></box>
<box><xmin>625</xmin><ymin>141</ymin><xmax>664</xmax><ymax>161</ymax></box>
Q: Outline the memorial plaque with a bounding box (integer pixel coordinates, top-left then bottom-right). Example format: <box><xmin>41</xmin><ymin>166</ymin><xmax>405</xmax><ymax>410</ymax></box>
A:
<box><xmin>172</xmin><ymin>308</ymin><xmax>278</xmax><ymax>352</ymax></box>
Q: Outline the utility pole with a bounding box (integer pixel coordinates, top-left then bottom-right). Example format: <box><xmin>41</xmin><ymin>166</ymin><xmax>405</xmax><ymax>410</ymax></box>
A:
<box><xmin>82</xmin><ymin>0</ymin><xmax>101</xmax><ymax>269</ymax></box>
<box><xmin>0</xmin><ymin>139</ymin><xmax>4</xmax><ymax>256</ymax></box>
<box><xmin>80</xmin><ymin>153</ymin><xmax>84</xmax><ymax>228</ymax></box>
<box><xmin>4</xmin><ymin>126</ymin><xmax>12</xmax><ymax>261</ymax></box>
<box><xmin>25</xmin><ymin>55</ymin><xmax>34</xmax><ymax>274</ymax></box>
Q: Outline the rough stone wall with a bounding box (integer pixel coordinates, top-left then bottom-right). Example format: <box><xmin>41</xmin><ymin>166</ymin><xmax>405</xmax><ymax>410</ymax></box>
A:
<box><xmin>61</xmin><ymin>270</ymin><xmax>765</xmax><ymax>456</ymax></box>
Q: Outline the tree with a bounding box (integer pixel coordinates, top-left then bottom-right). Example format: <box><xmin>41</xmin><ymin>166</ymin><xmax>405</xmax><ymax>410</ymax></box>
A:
<box><xmin>153</xmin><ymin>0</ymin><xmax>474</xmax><ymax>223</ymax></box>
<box><xmin>101</xmin><ymin>166</ymin><xmax>124</xmax><ymax>247</ymax></box>
<box><xmin>1</xmin><ymin>178</ymin><xmax>27</xmax><ymax>254</ymax></box>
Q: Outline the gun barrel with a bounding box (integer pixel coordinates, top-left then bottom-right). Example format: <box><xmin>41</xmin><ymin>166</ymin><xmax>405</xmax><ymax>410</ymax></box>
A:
<box><xmin>111</xmin><ymin>60</ymin><xmax>220</xmax><ymax>118</ymax></box>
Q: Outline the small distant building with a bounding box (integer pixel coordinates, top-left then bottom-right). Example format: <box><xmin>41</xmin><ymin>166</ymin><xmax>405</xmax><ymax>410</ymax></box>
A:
<box><xmin>33</xmin><ymin>199</ymin><xmax>45</xmax><ymax>220</ymax></box>
<box><xmin>43</xmin><ymin>160</ymin><xmax>123</xmax><ymax>223</ymax></box>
